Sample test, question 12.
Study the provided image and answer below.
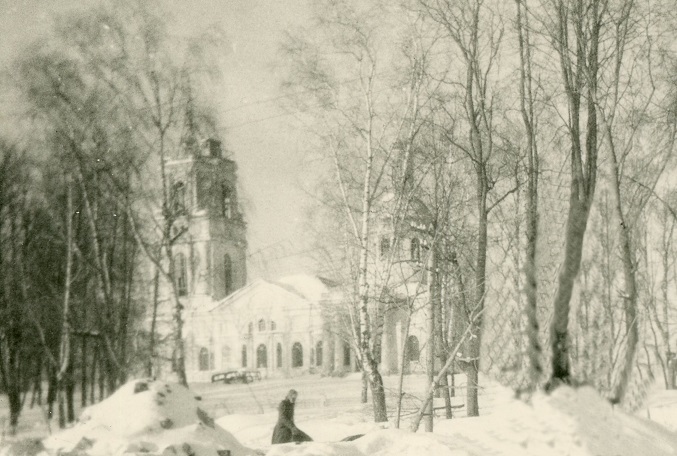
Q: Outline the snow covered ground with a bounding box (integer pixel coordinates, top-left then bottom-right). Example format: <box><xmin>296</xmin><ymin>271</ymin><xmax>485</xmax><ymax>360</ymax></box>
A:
<box><xmin>2</xmin><ymin>374</ymin><xmax>677</xmax><ymax>456</ymax></box>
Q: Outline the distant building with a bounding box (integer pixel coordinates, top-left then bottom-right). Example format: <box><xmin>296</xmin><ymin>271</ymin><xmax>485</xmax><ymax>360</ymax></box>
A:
<box><xmin>185</xmin><ymin>274</ymin><xmax>359</xmax><ymax>381</ymax></box>
<box><xmin>152</xmin><ymin>140</ymin><xmax>431</xmax><ymax>382</ymax></box>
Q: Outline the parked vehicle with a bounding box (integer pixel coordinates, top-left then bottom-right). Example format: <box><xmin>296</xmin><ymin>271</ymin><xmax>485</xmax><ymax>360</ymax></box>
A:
<box><xmin>242</xmin><ymin>369</ymin><xmax>262</xmax><ymax>381</ymax></box>
<box><xmin>210</xmin><ymin>371</ymin><xmax>253</xmax><ymax>384</ymax></box>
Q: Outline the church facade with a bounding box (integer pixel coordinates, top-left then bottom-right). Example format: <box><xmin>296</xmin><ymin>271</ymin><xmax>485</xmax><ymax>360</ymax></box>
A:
<box><xmin>153</xmin><ymin>139</ymin><xmax>431</xmax><ymax>383</ymax></box>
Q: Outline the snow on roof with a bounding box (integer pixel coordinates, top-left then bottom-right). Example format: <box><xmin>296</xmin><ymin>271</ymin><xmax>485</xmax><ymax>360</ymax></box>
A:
<box><xmin>207</xmin><ymin>274</ymin><xmax>339</xmax><ymax>313</ymax></box>
<box><xmin>274</xmin><ymin>274</ymin><xmax>334</xmax><ymax>302</ymax></box>
<box><xmin>41</xmin><ymin>379</ymin><xmax>257</xmax><ymax>456</ymax></box>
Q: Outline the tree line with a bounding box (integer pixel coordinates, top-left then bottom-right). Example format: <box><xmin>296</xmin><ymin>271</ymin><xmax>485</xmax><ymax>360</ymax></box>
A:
<box><xmin>0</xmin><ymin>1</ymin><xmax>225</xmax><ymax>433</ymax></box>
<box><xmin>281</xmin><ymin>0</ymin><xmax>677</xmax><ymax>429</ymax></box>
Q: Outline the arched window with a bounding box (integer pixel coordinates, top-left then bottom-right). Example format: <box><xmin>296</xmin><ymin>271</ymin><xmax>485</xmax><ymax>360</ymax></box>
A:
<box><xmin>241</xmin><ymin>345</ymin><xmax>247</xmax><ymax>367</ymax></box>
<box><xmin>175</xmin><ymin>253</ymin><xmax>188</xmax><ymax>296</ymax></box>
<box><xmin>222</xmin><ymin>185</ymin><xmax>232</xmax><ymax>219</ymax></box>
<box><xmin>292</xmin><ymin>342</ymin><xmax>303</xmax><ymax>368</ymax></box>
<box><xmin>315</xmin><ymin>341</ymin><xmax>323</xmax><ymax>367</ymax></box>
<box><xmin>198</xmin><ymin>347</ymin><xmax>209</xmax><ymax>371</ymax></box>
<box><xmin>207</xmin><ymin>138</ymin><xmax>222</xmax><ymax>158</ymax></box>
<box><xmin>221</xmin><ymin>345</ymin><xmax>231</xmax><ymax>367</ymax></box>
<box><xmin>270</xmin><ymin>321</ymin><xmax>277</xmax><ymax>331</ymax></box>
<box><xmin>405</xmin><ymin>335</ymin><xmax>420</xmax><ymax>362</ymax></box>
<box><xmin>276</xmin><ymin>343</ymin><xmax>282</xmax><ymax>368</ymax></box>
<box><xmin>258</xmin><ymin>318</ymin><xmax>266</xmax><ymax>332</ymax></box>
<box><xmin>224</xmin><ymin>254</ymin><xmax>233</xmax><ymax>296</ymax></box>
<box><xmin>343</xmin><ymin>343</ymin><xmax>351</xmax><ymax>367</ymax></box>
<box><xmin>379</xmin><ymin>237</ymin><xmax>391</xmax><ymax>258</ymax></box>
<box><xmin>256</xmin><ymin>344</ymin><xmax>268</xmax><ymax>368</ymax></box>
<box><xmin>171</xmin><ymin>181</ymin><xmax>186</xmax><ymax>213</ymax></box>
<box><xmin>410</xmin><ymin>238</ymin><xmax>421</xmax><ymax>262</ymax></box>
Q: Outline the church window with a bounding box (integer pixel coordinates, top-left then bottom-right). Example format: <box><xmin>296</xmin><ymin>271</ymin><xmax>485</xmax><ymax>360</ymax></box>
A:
<box><xmin>258</xmin><ymin>319</ymin><xmax>266</xmax><ymax>331</ymax></box>
<box><xmin>315</xmin><ymin>341</ymin><xmax>323</xmax><ymax>366</ymax></box>
<box><xmin>410</xmin><ymin>238</ymin><xmax>421</xmax><ymax>262</ymax></box>
<box><xmin>343</xmin><ymin>343</ymin><xmax>351</xmax><ymax>367</ymax></box>
<box><xmin>276</xmin><ymin>343</ymin><xmax>282</xmax><ymax>368</ymax></box>
<box><xmin>405</xmin><ymin>335</ymin><xmax>420</xmax><ymax>362</ymax></box>
<box><xmin>171</xmin><ymin>181</ymin><xmax>186</xmax><ymax>214</ymax></box>
<box><xmin>224</xmin><ymin>254</ymin><xmax>233</xmax><ymax>295</ymax></box>
<box><xmin>198</xmin><ymin>347</ymin><xmax>209</xmax><ymax>371</ymax></box>
<box><xmin>207</xmin><ymin>138</ymin><xmax>222</xmax><ymax>158</ymax></box>
<box><xmin>256</xmin><ymin>344</ymin><xmax>268</xmax><ymax>368</ymax></box>
<box><xmin>292</xmin><ymin>342</ymin><xmax>303</xmax><ymax>368</ymax></box>
<box><xmin>241</xmin><ymin>345</ymin><xmax>247</xmax><ymax>367</ymax></box>
<box><xmin>175</xmin><ymin>253</ymin><xmax>188</xmax><ymax>296</ymax></box>
<box><xmin>270</xmin><ymin>321</ymin><xmax>277</xmax><ymax>331</ymax></box>
<box><xmin>222</xmin><ymin>185</ymin><xmax>233</xmax><ymax>219</ymax></box>
<box><xmin>379</xmin><ymin>237</ymin><xmax>390</xmax><ymax>258</ymax></box>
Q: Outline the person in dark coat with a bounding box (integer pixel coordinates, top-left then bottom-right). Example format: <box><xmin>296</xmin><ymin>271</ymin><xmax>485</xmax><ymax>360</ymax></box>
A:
<box><xmin>271</xmin><ymin>389</ymin><xmax>313</xmax><ymax>444</ymax></box>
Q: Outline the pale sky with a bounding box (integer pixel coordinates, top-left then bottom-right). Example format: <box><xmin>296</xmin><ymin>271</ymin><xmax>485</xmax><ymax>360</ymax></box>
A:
<box><xmin>0</xmin><ymin>0</ymin><xmax>318</xmax><ymax>280</ymax></box>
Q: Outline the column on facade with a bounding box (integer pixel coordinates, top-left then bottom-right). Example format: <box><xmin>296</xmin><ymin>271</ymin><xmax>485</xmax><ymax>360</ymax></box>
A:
<box><xmin>392</xmin><ymin>318</ymin><xmax>404</xmax><ymax>372</ymax></box>
<box><xmin>322</xmin><ymin>327</ymin><xmax>334</xmax><ymax>376</ymax></box>
<box><xmin>400</xmin><ymin>320</ymin><xmax>411</xmax><ymax>374</ymax></box>
<box><xmin>333</xmin><ymin>332</ymin><xmax>344</xmax><ymax>374</ymax></box>
<box><xmin>382</xmin><ymin>309</ymin><xmax>399</xmax><ymax>374</ymax></box>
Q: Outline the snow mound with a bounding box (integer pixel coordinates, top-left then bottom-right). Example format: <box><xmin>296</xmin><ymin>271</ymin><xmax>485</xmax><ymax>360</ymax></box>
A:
<box><xmin>433</xmin><ymin>385</ymin><xmax>677</xmax><ymax>456</ymax></box>
<box><xmin>260</xmin><ymin>385</ymin><xmax>677</xmax><ymax>456</ymax></box>
<box><xmin>265</xmin><ymin>429</ymin><xmax>464</xmax><ymax>456</ymax></box>
<box><xmin>41</xmin><ymin>379</ymin><xmax>257</xmax><ymax>456</ymax></box>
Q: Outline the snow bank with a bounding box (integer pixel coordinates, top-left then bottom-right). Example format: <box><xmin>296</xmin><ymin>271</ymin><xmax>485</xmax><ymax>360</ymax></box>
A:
<box><xmin>640</xmin><ymin>386</ymin><xmax>677</xmax><ymax>432</ymax></box>
<box><xmin>433</xmin><ymin>385</ymin><xmax>677</xmax><ymax>456</ymax></box>
<box><xmin>265</xmin><ymin>429</ymin><xmax>466</xmax><ymax>456</ymax></box>
<box><xmin>41</xmin><ymin>379</ymin><xmax>257</xmax><ymax>456</ymax></box>
<box><xmin>256</xmin><ymin>385</ymin><xmax>677</xmax><ymax>456</ymax></box>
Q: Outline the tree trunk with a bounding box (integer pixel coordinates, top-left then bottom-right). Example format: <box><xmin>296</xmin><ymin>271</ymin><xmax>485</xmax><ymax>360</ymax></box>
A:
<box><xmin>360</xmin><ymin>370</ymin><xmax>368</xmax><ymax>404</ymax></box>
<box><xmin>424</xmin><ymin>250</ymin><xmax>436</xmax><ymax>431</ymax></box>
<box><xmin>147</xmin><ymin>268</ymin><xmax>161</xmax><ymax>377</ymax></box>
<box><xmin>98</xmin><ymin>345</ymin><xmax>105</xmax><ymax>401</ymax></box>
<box><xmin>394</xmin><ymin>313</ymin><xmax>412</xmax><ymax>428</ymax></box>
<box><xmin>8</xmin><ymin>381</ymin><xmax>22</xmax><ymax>435</ymax></box>
<box><xmin>550</xmin><ymin>200</ymin><xmax>591</xmax><ymax>383</ymax></box>
<box><xmin>466</xmin><ymin>199</ymin><xmax>488</xmax><ymax>417</ymax></box>
<box><xmin>410</xmin><ymin>314</ymin><xmax>481</xmax><ymax>432</ymax></box>
<box><xmin>368</xmin><ymin>367</ymin><xmax>388</xmax><ymax>423</ymax></box>
<box><xmin>549</xmin><ymin>0</ymin><xmax>600</xmax><ymax>386</ymax></box>
<box><xmin>81</xmin><ymin>337</ymin><xmax>87</xmax><ymax>408</ymax></box>
<box><xmin>90</xmin><ymin>340</ymin><xmax>98</xmax><ymax>404</ymax></box>
<box><xmin>66</xmin><ymin>357</ymin><xmax>75</xmax><ymax>423</ymax></box>
<box><xmin>57</xmin><ymin>176</ymin><xmax>74</xmax><ymax>429</ymax></box>
<box><xmin>516</xmin><ymin>0</ymin><xmax>541</xmax><ymax>388</ymax></box>
<box><xmin>605</xmin><ymin>123</ymin><xmax>638</xmax><ymax>404</ymax></box>
<box><xmin>47</xmin><ymin>367</ymin><xmax>56</xmax><ymax>420</ymax></box>
<box><xmin>30</xmin><ymin>357</ymin><xmax>42</xmax><ymax>408</ymax></box>
<box><xmin>433</xmin><ymin>249</ymin><xmax>452</xmax><ymax>419</ymax></box>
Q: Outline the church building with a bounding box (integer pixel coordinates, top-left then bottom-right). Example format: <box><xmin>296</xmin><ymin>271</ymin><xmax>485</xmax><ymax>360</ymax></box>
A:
<box><xmin>153</xmin><ymin>139</ymin><xmax>429</xmax><ymax>383</ymax></box>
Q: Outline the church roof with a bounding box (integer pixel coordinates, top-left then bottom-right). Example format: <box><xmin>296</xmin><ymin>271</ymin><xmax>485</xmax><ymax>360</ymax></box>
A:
<box><xmin>206</xmin><ymin>274</ymin><xmax>337</xmax><ymax>313</ymax></box>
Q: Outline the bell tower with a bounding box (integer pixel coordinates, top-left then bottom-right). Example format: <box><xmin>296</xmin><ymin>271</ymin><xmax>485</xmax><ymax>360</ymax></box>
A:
<box><xmin>166</xmin><ymin>138</ymin><xmax>247</xmax><ymax>306</ymax></box>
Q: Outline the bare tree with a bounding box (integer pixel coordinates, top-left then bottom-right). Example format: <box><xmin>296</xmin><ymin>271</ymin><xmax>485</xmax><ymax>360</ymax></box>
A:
<box><xmin>281</xmin><ymin>0</ymin><xmax>438</xmax><ymax>421</ymax></box>
<box><xmin>515</xmin><ymin>0</ymin><xmax>542</xmax><ymax>388</ymax></box>
<box><xmin>543</xmin><ymin>0</ymin><xmax>605</xmax><ymax>386</ymax></box>
<box><xmin>418</xmin><ymin>0</ymin><xmax>515</xmax><ymax>417</ymax></box>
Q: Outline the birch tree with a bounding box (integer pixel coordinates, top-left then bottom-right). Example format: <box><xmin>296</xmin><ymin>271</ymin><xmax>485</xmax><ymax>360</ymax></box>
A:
<box><xmin>418</xmin><ymin>0</ymin><xmax>514</xmax><ymax>417</ymax></box>
<box><xmin>282</xmin><ymin>0</ymin><xmax>437</xmax><ymax>421</ymax></box>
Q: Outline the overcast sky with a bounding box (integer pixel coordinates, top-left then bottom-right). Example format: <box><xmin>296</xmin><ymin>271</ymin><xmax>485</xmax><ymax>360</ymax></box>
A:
<box><xmin>1</xmin><ymin>0</ymin><xmax>318</xmax><ymax>280</ymax></box>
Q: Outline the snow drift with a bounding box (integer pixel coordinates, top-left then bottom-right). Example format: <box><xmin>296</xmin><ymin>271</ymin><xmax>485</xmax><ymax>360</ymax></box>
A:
<box><xmin>4</xmin><ymin>379</ymin><xmax>677</xmax><ymax>456</ymax></box>
<box><xmin>40</xmin><ymin>379</ymin><xmax>257</xmax><ymax>456</ymax></box>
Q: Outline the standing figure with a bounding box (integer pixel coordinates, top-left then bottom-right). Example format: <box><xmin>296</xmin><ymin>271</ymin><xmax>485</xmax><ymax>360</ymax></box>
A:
<box><xmin>271</xmin><ymin>389</ymin><xmax>313</xmax><ymax>444</ymax></box>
